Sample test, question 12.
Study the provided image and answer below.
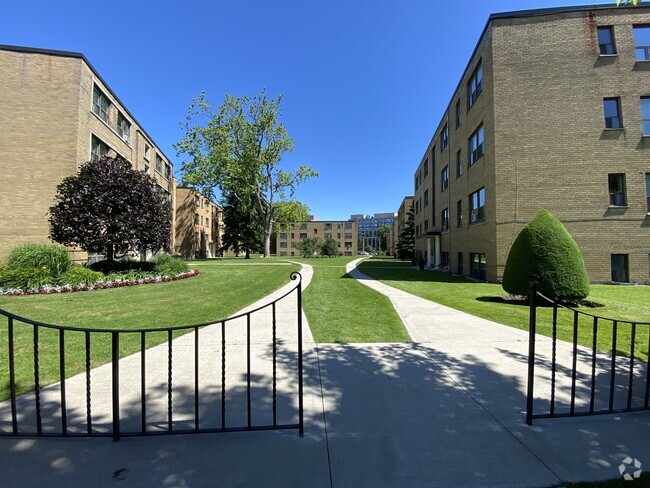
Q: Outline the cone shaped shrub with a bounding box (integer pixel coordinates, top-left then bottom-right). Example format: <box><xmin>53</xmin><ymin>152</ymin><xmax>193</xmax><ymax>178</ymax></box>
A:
<box><xmin>502</xmin><ymin>209</ymin><xmax>590</xmax><ymax>301</ymax></box>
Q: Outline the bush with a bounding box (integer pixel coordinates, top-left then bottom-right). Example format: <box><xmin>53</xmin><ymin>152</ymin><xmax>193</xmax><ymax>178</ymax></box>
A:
<box><xmin>0</xmin><ymin>266</ymin><xmax>54</xmax><ymax>290</ymax></box>
<box><xmin>154</xmin><ymin>253</ymin><xmax>189</xmax><ymax>276</ymax></box>
<box><xmin>89</xmin><ymin>259</ymin><xmax>156</xmax><ymax>274</ymax></box>
<box><xmin>58</xmin><ymin>266</ymin><xmax>104</xmax><ymax>286</ymax></box>
<box><xmin>502</xmin><ymin>209</ymin><xmax>590</xmax><ymax>301</ymax></box>
<box><xmin>320</xmin><ymin>238</ymin><xmax>338</xmax><ymax>257</ymax></box>
<box><xmin>7</xmin><ymin>243</ymin><xmax>72</xmax><ymax>276</ymax></box>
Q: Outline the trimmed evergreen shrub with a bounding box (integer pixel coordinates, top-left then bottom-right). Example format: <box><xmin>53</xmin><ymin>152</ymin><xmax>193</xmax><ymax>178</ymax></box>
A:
<box><xmin>502</xmin><ymin>209</ymin><xmax>590</xmax><ymax>301</ymax></box>
<box><xmin>7</xmin><ymin>243</ymin><xmax>72</xmax><ymax>276</ymax></box>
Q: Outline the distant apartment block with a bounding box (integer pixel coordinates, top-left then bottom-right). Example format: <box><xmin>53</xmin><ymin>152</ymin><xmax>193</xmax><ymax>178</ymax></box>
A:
<box><xmin>174</xmin><ymin>188</ymin><xmax>222</xmax><ymax>259</ymax></box>
<box><xmin>0</xmin><ymin>45</ymin><xmax>175</xmax><ymax>261</ymax></box>
<box><xmin>276</xmin><ymin>220</ymin><xmax>358</xmax><ymax>256</ymax></box>
<box><xmin>350</xmin><ymin>213</ymin><xmax>396</xmax><ymax>252</ymax></box>
<box><xmin>412</xmin><ymin>5</ymin><xmax>650</xmax><ymax>283</ymax></box>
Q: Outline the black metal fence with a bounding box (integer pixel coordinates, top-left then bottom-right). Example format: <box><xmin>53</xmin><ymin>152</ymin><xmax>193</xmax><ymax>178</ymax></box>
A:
<box><xmin>0</xmin><ymin>272</ymin><xmax>304</xmax><ymax>441</ymax></box>
<box><xmin>526</xmin><ymin>280</ymin><xmax>650</xmax><ymax>424</ymax></box>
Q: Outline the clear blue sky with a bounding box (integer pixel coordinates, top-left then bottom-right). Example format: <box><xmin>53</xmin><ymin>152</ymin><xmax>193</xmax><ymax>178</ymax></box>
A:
<box><xmin>3</xmin><ymin>0</ymin><xmax>611</xmax><ymax>220</ymax></box>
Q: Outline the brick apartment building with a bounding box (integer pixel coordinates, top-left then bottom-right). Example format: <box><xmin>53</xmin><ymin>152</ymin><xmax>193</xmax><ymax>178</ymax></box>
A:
<box><xmin>413</xmin><ymin>5</ymin><xmax>650</xmax><ymax>283</ymax></box>
<box><xmin>276</xmin><ymin>220</ymin><xmax>358</xmax><ymax>257</ymax></box>
<box><xmin>174</xmin><ymin>188</ymin><xmax>223</xmax><ymax>258</ymax></box>
<box><xmin>396</xmin><ymin>196</ymin><xmax>414</xmax><ymax>257</ymax></box>
<box><xmin>0</xmin><ymin>45</ymin><xmax>175</xmax><ymax>261</ymax></box>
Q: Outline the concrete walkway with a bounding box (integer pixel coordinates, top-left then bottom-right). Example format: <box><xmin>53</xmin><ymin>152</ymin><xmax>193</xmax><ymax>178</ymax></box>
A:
<box><xmin>0</xmin><ymin>260</ymin><xmax>648</xmax><ymax>487</ymax></box>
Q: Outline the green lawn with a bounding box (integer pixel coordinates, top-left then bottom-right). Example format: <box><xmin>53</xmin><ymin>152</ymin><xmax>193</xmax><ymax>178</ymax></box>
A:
<box><xmin>285</xmin><ymin>256</ymin><xmax>410</xmax><ymax>343</ymax></box>
<box><xmin>358</xmin><ymin>257</ymin><xmax>650</xmax><ymax>360</ymax></box>
<box><xmin>0</xmin><ymin>259</ymin><xmax>300</xmax><ymax>400</ymax></box>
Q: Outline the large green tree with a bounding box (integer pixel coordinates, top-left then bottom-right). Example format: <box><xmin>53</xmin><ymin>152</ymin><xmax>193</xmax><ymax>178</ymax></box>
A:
<box><xmin>396</xmin><ymin>204</ymin><xmax>415</xmax><ymax>261</ymax></box>
<box><xmin>220</xmin><ymin>192</ymin><xmax>264</xmax><ymax>259</ymax></box>
<box><xmin>49</xmin><ymin>157</ymin><xmax>171</xmax><ymax>269</ymax></box>
<box><xmin>175</xmin><ymin>91</ymin><xmax>318</xmax><ymax>258</ymax></box>
<box><xmin>377</xmin><ymin>225</ymin><xmax>392</xmax><ymax>252</ymax></box>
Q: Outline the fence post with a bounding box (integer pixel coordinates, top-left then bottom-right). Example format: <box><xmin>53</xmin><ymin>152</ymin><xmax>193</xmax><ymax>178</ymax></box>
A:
<box><xmin>297</xmin><ymin>276</ymin><xmax>304</xmax><ymax>437</ymax></box>
<box><xmin>112</xmin><ymin>332</ymin><xmax>121</xmax><ymax>442</ymax></box>
<box><xmin>526</xmin><ymin>275</ymin><xmax>540</xmax><ymax>425</ymax></box>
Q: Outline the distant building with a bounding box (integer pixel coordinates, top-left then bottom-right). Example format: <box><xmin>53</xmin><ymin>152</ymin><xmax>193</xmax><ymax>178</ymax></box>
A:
<box><xmin>412</xmin><ymin>5</ymin><xmax>650</xmax><ymax>283</ymax></box>
<box><xmin>350</xmin><ymin>213</ymin><xmax>397</xmax><ymax>252</ymax></box>
<box><xmin>174</xmin><ymin>188</ymin><xmax>222</xmax><ymax>259</ymax></box>
<box><xmin>276</xmin><ymin>220</ymin><xmax>358</xmax><ymax>256</ymax></box>
<box><xmin>0</xmin><ymin>44</ymin><xmax>175</xmax><ymax>261</ymax></box>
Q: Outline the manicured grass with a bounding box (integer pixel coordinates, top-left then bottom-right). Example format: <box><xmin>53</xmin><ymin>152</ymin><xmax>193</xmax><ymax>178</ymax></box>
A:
<box><xmin>358</xmin><ymin>257</ymin><xmax>650</xmax><ymax>360</ymax></box>
<box><xmin>0</xmin><ymin>259</ymin><xmax>300</xmax><ymax>400</ymax></box>
<box><xmin>286</xmin><ymin>256</ymin><xmax>410</xmax><ymax>343</ymax></box>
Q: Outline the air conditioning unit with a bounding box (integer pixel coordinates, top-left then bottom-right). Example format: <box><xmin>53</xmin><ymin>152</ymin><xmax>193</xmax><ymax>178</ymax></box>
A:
<box><xmin>471</xmin><ymin>209</ymin><xmax>479</xmax><ymax>221</ymax></box>
<box><xmin>122</xmin><ymin>134</ymin><xmax>130</xmax><ymax>142</ymax></box>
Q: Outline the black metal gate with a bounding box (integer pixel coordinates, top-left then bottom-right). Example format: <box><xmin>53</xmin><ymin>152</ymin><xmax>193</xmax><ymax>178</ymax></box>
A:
<box><xmin>0</xmin><ymin>272</ymin><xmax>304</xmax><ymax>441</ymax></box>
<box><xmin>526</xmin><ymin>279</ymin><xmax>650</xmax><ymax>424</ymax></box>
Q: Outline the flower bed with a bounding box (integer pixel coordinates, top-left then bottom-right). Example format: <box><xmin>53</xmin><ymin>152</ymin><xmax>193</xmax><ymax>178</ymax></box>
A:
<box><xmin>0</xmin><ymin>269</ymin><xmax>200</xmax><ymax>296</ymax></box>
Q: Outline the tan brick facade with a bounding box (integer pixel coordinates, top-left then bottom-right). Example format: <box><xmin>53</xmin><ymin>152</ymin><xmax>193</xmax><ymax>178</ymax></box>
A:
<box><xmin>276</xmin><ymin>221</ymin><xmax>358</xmax><ymax>257</ymax></box>
<box><xmin>413</xmin><ymin>6</ymin><xmax>650</xmax><ymax>284</ymax></box>
<box><xmin>0</xmin><ymin>46</ymin><xmax>174</xmax><ymax>261</ymax></box>
<box><xmin>174</xmin><ymin>188</ymin><xmax>222</xmax><ymax>258</ymax></box>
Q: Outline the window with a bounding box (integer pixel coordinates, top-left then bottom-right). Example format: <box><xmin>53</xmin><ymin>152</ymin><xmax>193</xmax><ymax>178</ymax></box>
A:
<box><xmin>598</xmin><ymin>26</ymin><xmax>616</xmax><ymax>55</ymax></box>
<box><xmin>441</xmin><ymin>208</ymin><xmax>449</xmax><ymax>231</ymax></box>
<box><xmin>441</xmin><ymin>166</ymin><xmax>449</xmax><ymax>191</ymax></box>
<box><xmin>92</xmin><ymin>85</ymin><xmax>110</xmax><ymax>123</ymax></box>
<box><xmin>441</xmin><ymin>124</ymin><xmax>448</xmax><ymax>151</ymax></box>
<box><xmin>300</xmin><ymin>233</ymin><xmax>307</xmax><ymax>239</ymax></box>
<box><xmin>280</xmin><ymin>241</ymin><xmax>288</xmax><ymax>248</ymax></box>
<box><xmin>424</xmin><ymin>159</ymin><xmax>429</xmax><ymax>177</ymax></box>
<box><xmin>608</xmin><ymin>174</ymin><xmax>626</xmax><ymax>206</ymax></box>
<box><xmin>165</xmin><ymin>163</ymin><xmax>172</xmax><ymax>180</ymax></box>
<box><xmin>194</xmin><ymin>232</ymin><xmax>199</xmax><ymax>244</ymax></box>
<box><xmin>344</xmin><ymin>222</ymin><xmax>352</xmax><ymax>229</ymax></box>
<box><xmin>337</xmin><ymin>233</ymin><xmax>341</xmax><ymax>239</ymax></box>
<box><xmin>314</xmin><ymin>229</ymin><xmax>318</xmax><ymax>235</ymax></box>
<box><xmin>634</xmin><ymin>25</ymin><xmax>650</xmax><ymax>61</ymax></box>
<box><xmin>470</xmin><ymin>253</ymin><xmax>486</xmax><ymax>280</ymax></box>
<box><xmin>325</xmin><ymin>232</ymin><xmax>332</xmax><ymax>239</ymax></box>
<box><xmin>279</xmin><ymin>252</ymin><xmax>288</xmax><ymax>256</ymax></box>
<box><xmin>641</xmin><ymin>97</ymin><xmax>650</xmax><ymax>134</ymax></box>
<box><xmin>194</xmin><ymin>214</ymin><xmax>199</xmax><ymax>225</ymax></box>
<box><xmin>646</xmin><ymin>173</ymin><xmax>650</xmax><ymax>212</ymax></box>
<box><xmin>415</xmin><ymin>200</ymin><xmax>419</xmax><ymax>215</ymax></box>
<box><xmin>344</xmin><ymin>232</ymin><xmax>353</xmax><ymax>239</ymax></box>
<box><xmin>155</xmin><ymin>154</ymin><xmax>163</xmax><ymax>173</ymax></box>
<box><xmin>144</xmin><ymin>144</ymin><xmax>151</xmax><ymax>160</ymax></box>
<box><xmin>441</xmin><ymin>252</ymin><xmax>450</xmax><ymax>268</ymax></box>
<box><xmin>424</xmin><ymin>190</ymin><xmax>429</xmax><ymax>207</ymax></box>
<box><xmin>456</xmin><ymin>150</ymin><xmax>462</xmax><ymax>178</ymax></box>
<box><xmin>279</xmin><ymin>232</ymin><xmax>288</xmax><ymax>239</ymax></box>
<box><xmin>415</xmin><ymin>174</ymin><xmax>418</xmax><ymax>191</ymax></box>
<box><xmin>468</xmin><ymin>124</ymin><xmax>484</xmax><ymax>165</ymax></box>
<box><xmin>291</xmin><ymin>242</ymin><xmax>297</xmax><ymax>248</ymax></box>
<box><xmin>325</xmin><ymin>223</ymin><xmax>332</xmax><ymax>230</ymax></box>
<box><xmin>424</xmin><ymin>220</ymin><xmax>429</xmax><ymax>233</ymax></box>
<box><xmin>468</xmin><ymin>62</ymin><xmax>483</xmax><ymax>109</ymax></box>
<box><xmin>91</xmin><ymin>135</ymin><xmax>109</xmax><ymax>161</ymax></box>
<box><xmin>457</xmin><ymin>252</ymin><xmax>463</xmax><ymax>275</ymax></box>
<box><xmin>206</xmin><ymin>218</ymin><xmax>209</xmax><ymax>228</ymax></box>
<box><xmin>470</xmin><ymin>187</ymin><xmax>486</xmax><ymax>223</ymax></box>
<box><xmin>457</xmin><ymin>200</ymin><xmax>463</xmax><ymax>227</ymax></box>
<box><xmin>117</xmin><ymin>112</ymin><xmax>131</xmax><ymax>143</ymax></box>
<box><xmin>300</xmin><ymin>223</ymin><xmax>307</xmax><ymax>230</ymax></box>
<box><xmin>455</xmin><ymin>99</ymin><xmax>461</xmax><ymax>128</ymax></box>
<box><xmin>611</xmin><ymin>254</ymin><xmax>629</xmax><ymax>282</ymax></box>
<box><xmin>603</xmin><ymin>98</ymin><xmax>622</xmax><ymax>129</ymax></box>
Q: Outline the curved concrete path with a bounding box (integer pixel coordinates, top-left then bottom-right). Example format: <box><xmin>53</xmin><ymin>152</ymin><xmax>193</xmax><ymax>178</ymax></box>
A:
<box><xmin>1</xmin><ymin>259</ymin><xmax>649</xmax><ymax>487</ymax></box>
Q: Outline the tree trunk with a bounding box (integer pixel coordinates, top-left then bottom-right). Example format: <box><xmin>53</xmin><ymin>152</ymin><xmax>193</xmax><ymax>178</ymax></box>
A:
<box><xmin>245</xmin><ymin>248</ymin><xmax>250</xmax><ymax>259</ymax></box>
<box><xmin>106</xmin><ymin>243</ymin><xmax>114</xmax><ymax>272</ymax></box>
<box><xmin>263</xmin><ymin>219</ymin><xmax>273</xmax><ymax>258</ymax></box>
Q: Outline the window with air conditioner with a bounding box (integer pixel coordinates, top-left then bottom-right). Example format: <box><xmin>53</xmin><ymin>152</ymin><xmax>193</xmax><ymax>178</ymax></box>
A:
<box><xmin>117</xmin><ymin>112</ymin><xmax>131</xmax><ymax>143</ymax></box>
<box><xmin>469</xmin><ymin>187</ymin><xmax>485</xmax><ymax>223</ymax></box>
